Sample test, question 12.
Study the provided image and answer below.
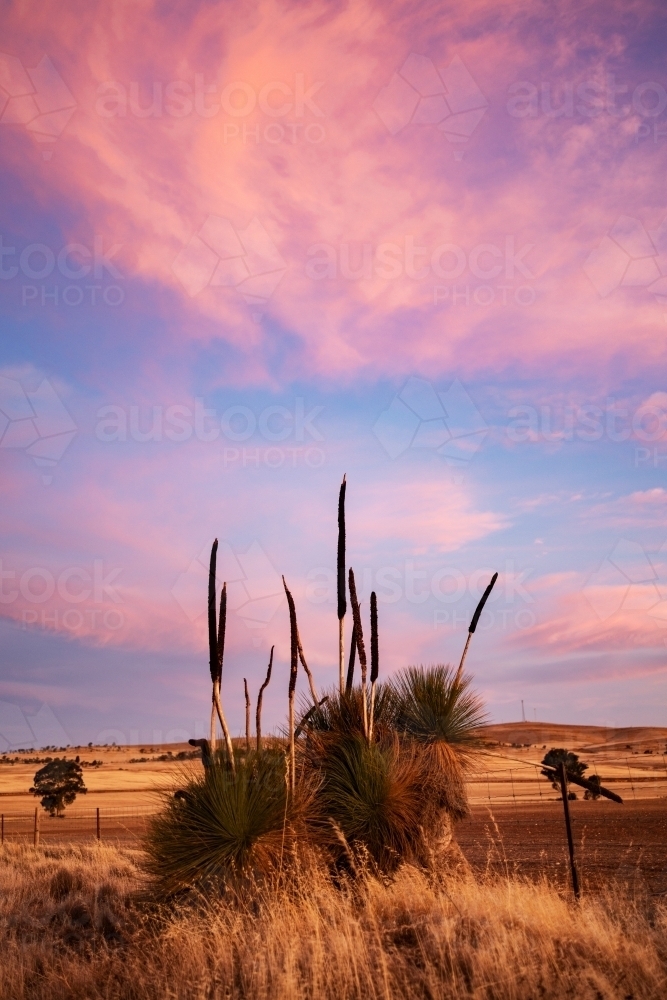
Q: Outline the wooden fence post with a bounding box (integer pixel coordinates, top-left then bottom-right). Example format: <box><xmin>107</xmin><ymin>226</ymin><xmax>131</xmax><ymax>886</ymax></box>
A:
<box><xmin>96</xmin><ymin>807</ymin><xmax>101</xmax><ymax>842</ymax></box>
<box><xmin>558</xmin><ymin>762</ymin><xmax>580</xmax><ymax>899</ymax></box>
<box><xmin>33</xmin><ymin>807</ymin><xmax>40</xmax><ymax>848</ymax></box>
<box><xmin>1</xmin><ymin>813</ymin><xmax>3</xmax><ymax>845</ymax></box>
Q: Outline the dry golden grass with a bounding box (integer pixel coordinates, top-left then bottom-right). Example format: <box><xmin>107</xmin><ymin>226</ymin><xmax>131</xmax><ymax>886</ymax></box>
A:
<box><xmin>1</xmin><ymin>840</ymin><xmax>666</xmax><ymax>1000</ymax></box>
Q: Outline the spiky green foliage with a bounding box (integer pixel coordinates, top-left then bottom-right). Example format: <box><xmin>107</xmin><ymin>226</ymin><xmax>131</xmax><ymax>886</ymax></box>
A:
<box><xmin>312</xmin><ymin>735</ymin><xmax>423</xmax><ymax>870</ymax></box>
<box><xmin>143</xmin><ymin>751</ymin><xmax>295</xmax><ymax>899</ymax></box>
<box><xmin>304</xmin><ymin>685</ymin><xmax>397</xmax><ymax>741</ymax></box>
<box><xmin>300</xmin><ymin>676</ymin><xmax>472</xmax><ymax>867</ymax></box>
<box><xmin>391</xmin><ymin>665</ymin><xmax>487</xmax><ymax>763</ymax></box>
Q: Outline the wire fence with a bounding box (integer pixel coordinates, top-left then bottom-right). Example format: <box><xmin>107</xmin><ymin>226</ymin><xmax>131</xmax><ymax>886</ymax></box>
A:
<box><xmin>1</xmin><ymin>759</ymin><xmax>665</xmax><ymax>851</ymax></box>
<box><xmin>467</xmin><ymin>759</ymin><xmax>667</xmax><ymax>807</ymax></box>
<box><xmin>0</xmin><ymin>805</ymin><xmax>155</xmax><ymax>846</ymax></box>
<box><xmin>455</xmin><ymin>759</ymin><xmax>667</xmax><ymax>895</ymax></box>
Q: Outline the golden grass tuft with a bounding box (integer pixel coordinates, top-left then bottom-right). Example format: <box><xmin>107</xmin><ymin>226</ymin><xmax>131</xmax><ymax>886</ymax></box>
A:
<box><xmin>1</xmin><ymin>840</ymin><xmax>666</xmax><ymax>1000</ymax></box>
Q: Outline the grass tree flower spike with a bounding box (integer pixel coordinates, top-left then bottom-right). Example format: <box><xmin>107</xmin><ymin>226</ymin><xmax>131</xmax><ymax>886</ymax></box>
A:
<box><xmin>345</xmin><ymin>623</ymin><xmax>356</xmax><ymax>696</ymax></box>
<box><xmin>455</xmin><ymin>571</ymin><xmax>498</xmax><ymax>684</ymax></box>
<box><xmin>244</xmin><ymin>679</ymin><xmax>251</xmax><ymax>753</ymax></box>
<box><xmin>368</xmin><ymin>591</ymin><xmax>379</xmax><ymax>742</ymax></box>
<box><xmin>208</xmin><ymin>540</ymin><xmax>235</xmax><ymax>770</ymax></box>
<box><xmin>337</xmin><ymin>475</ymin><xmax>347</xmax><ymax>694</ymax></box>
<box><xmin>283</xmin><ymin>577</ymin><xmax>299</xmax><ymax>791</ymax></box>
<box><xmin>348</xmin><ymin>567</ymin><xmax>368</xmax><ymax>737</ymax></box>
<box><xmin>256</xmin><ymin>646</ymin><xmax>274</xmax><ymax>753</ymax></box>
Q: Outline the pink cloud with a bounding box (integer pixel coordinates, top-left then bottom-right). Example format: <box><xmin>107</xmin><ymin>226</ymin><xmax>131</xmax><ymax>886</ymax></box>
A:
<box><xmin>1</xmin><ymin>0</ymin><xmax>663</xmax><ymax>390</ymax></box>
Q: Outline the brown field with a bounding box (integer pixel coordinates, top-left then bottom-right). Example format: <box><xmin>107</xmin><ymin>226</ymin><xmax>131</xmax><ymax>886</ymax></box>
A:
<box><xmin>2</xmin><ymin>722</ymin><xmax>666</xmax><ymax>898</ymax></box>
<box><xmin>2</xmin><ymin>723</ymin><xmax>666</xmax><ymax>829</ymax></box>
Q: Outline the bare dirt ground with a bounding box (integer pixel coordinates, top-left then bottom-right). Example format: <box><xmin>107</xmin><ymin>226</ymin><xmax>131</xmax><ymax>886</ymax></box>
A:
<box><xmin>457</xmin><ymin>799</ymin><xmax>667</xmax><ymax>896</ymax></box>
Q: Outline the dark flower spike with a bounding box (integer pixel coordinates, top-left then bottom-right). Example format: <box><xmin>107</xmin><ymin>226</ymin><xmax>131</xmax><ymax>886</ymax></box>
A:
<box><xmin>337</xmin><ymin>475</ymin><xmax>347</xmax><ymax>621</ymax></box>
<box><xmin>208</xmin><ymin>539</ymin><xmax>219</xmax><ymax>684</ymax></box>
<box><xmin>348</xmin><ymin>568</ymin><xmax>367</xmax><ymax>673</ymax></box>
<box><xmin>348</xmin><ymin>567</ymin><xmax>368</xmax><ymax>736</ymax></box>
<box><xmin>345</xmin><ymin>623</ymin><xmax>357</xmax><ymax>696</ymax></box>
<box><xmin>207</xmin><ymin>539</ymin><xmax>234</xmax><ymax>770</ymax></box>
<box><xmin>256</xmin><ymin>646</ymin><xmax>274</xmax><ymax>753</ymax></box>
<box><xmin>217</xmin><ymin>582</ymin><xmax>227</xmax><ymax>686</ymax></box>
<box><xmin>370</xmin><ymin>591</ymin><xmax>379</xmax><ymax>685</ymax></box>
<box><xmin>337</xmin><ymin>474</ymin><xmax>347</xmax><ymax>693</ymax></box>
<box><xmin>283</xmin><ymin>576</ymin><xmax>299</xmax><ymax>790</ymax></box>
<box><xmin>283</xmin><ymin>577</ymin><xmax>299</xmax><ymax>696</ymax></box>
<box><xmin>244</xmin><ymin>678</ymin><xmax>251</xmax><ymax>752</ymax></box>
<box><xmin>455</xmin><ymin>571</ymin><xmax>498</xmax><ymax>682</ymax></box>
<box><xmin>368</xmin><ymin>591</ymin><xmax>380</xmax><ymax>742</ymax></box>
<box><xmin>469</xmin><ymin>571</ymin><xmax>498</xmax><ymax>635</ymax></box>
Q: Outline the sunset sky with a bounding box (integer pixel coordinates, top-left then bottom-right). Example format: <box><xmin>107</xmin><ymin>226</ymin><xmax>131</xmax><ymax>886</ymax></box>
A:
<box><xmin>1</xmin><ymin>0</ymin><xmax>666</xmax><ymax>748</ymax></box>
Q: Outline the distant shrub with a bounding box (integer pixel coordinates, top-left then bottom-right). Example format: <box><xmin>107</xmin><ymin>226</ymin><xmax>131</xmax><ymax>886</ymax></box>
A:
<box><xmin>583</xmin><ymin>775</ymin><xmax>601</xmax><ymax>800</ymax></box>
<box><xmin>541</xmin><ymin>748</ymin><xmax>587</xmax><ymax>790</ymax></box>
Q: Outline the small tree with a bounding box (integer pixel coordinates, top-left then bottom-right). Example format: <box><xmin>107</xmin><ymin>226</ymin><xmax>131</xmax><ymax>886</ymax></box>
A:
<box><xmin>30</xmin><ymin>759</ymin><xmax>86</xmax><ymax>817</ymax></box>
<box><xmin>541</xmin><ymin>748</ymin><xmax>587</xmax><ymax>791</ymax></box>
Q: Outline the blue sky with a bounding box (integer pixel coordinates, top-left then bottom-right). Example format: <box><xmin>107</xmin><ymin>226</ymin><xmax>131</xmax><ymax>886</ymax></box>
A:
<box><xmin>1</xmin><ymin>0</ymin><xmax>666</xmax><ymax>748</ymax></box>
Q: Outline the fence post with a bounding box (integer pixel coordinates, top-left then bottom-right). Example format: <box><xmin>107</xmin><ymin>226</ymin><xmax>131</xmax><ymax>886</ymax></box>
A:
<box><xmin>33</xmin><ymin>807</ymin><xmax>40</xmax><ymax>848</ymax></box>
<box><xmin>96</xmin><ymin>807</ymin><xmax>101</xmax><ymax>842</ymax></box>
<box><xmin>1</xmin><ymin>813</ymin><xmax>3</xmax><ymax>845</ymax></box>
<box><xmin>558</xmin><ymin>762</ymin><xmax>580</xmax><ymax>899</ymax></box>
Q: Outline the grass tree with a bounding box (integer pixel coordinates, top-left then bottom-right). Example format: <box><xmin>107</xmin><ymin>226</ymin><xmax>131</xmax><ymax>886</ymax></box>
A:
<box><xmin>146</xmin><ymin>477</ymin><xmax>490</xmax><ymax>895</ymax></box>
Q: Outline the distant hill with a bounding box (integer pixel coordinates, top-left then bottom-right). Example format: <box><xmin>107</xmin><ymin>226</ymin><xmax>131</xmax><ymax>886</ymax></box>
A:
<box><xmin>481</xmin><ymin>722</ymin><xmax>667</xmax><ymax>752</ymax></box>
